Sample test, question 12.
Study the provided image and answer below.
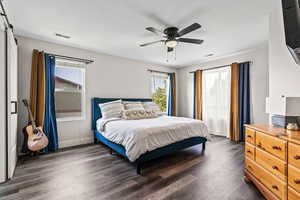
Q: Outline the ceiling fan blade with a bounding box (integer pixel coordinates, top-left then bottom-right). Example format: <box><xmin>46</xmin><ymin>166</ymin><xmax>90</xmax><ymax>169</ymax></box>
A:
<box><xmin>178</xmin><ymin>38</ymin><xmax>204</xmax><ymax>44</ymax></box>
<box><xmin>144</xmin><ymin>13</ymin><xmax>172</xmax><ymax>28</ymax></box>
<box><xmin>177</xmin><ymin>23</ymin><xmax>201</xmax><ymax>37</ymax></box>
<box><xmin>140</xmin><ymin>40</ymin><xmax>165</xmax><ymax>47</ymax></box>
<box><xmin>146</xmin><ymin>27</ymin><xmax>163</xmax><ymax>35</ymax></box>
<box><xmin>167</xmin><ymin>47</ymin><xmax>174</xmax><ymax>52</ymax></box>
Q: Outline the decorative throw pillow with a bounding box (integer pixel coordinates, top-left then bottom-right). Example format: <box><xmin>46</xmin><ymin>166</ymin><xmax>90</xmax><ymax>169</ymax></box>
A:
<box><xmin>142</xmin><ymin>102</ymin><xmax>164</xmax><ymax>116</ymax></box>
<box><xmin>98</xmin><ymin>100</ymin><xmax>124</xmax><ymax>119</ymax></box>
<box><xmin>122</xmin><ymin>109</ymin><xmax>158</xmax><ymax>120</ymax></box>
<box><xmin>123</xmin><ymin>101</ymin><xmax>144</xmax><ymax>110</ymax></box>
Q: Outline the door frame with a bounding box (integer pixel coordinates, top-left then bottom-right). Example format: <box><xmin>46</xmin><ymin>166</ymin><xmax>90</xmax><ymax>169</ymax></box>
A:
<box><xmin>0</xmin><ymin>1</ymin><xmax>17</xmax><ymax>183</ymax></box>
<box><xmin>4</xmin><ymin>20</ymin><xmax>8</xmax><ymax>182</ymax></box>
<box><xmin>0</xmin><ymin>17</ymin><xmax>7</xmax><ymax>183</ymax></box>
<box><xmin>7</xmin><ymin>28</ymin><xmax>18</xmax><ymax>179</ymax></box>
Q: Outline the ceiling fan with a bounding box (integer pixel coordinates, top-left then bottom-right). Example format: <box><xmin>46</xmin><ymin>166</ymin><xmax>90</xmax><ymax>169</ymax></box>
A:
<box><xmin>140</xmin><ymin>23</ymin><xmax>204</xmax><ymax>52</ymax></box>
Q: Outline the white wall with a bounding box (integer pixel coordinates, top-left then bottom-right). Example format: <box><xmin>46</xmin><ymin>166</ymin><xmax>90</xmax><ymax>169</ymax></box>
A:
<box><xmin>17</xmin><ymin>36</ymin><xmax>177</xmax><ymax>149</ymax></box>
<box><xmin>177</xmin><ymin>45</ymin><xmax>269</xmax><ymax>125</ymax></box>
<box><xmin>269</xmin><ymin>0</ymin><xmax>300</xmax><ymax>116</ymax></box>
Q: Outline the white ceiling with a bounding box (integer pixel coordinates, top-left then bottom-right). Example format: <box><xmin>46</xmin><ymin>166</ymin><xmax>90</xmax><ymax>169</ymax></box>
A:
<box><xmin>4</xmin><ymin>0</ymin><xmax>273</xmax><ymax>67</ymax></box>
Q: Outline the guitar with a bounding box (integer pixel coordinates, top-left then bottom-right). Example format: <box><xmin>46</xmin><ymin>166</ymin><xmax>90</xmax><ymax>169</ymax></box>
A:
<box><xmin>22</xmin><ymin>99</ymin><xmax>49</xmax><ymax>152</ymax></box>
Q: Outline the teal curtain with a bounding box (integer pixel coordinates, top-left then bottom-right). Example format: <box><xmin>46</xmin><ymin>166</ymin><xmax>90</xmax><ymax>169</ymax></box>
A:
<box><xmin>167</xmin><ymin>73</ymin><xmax>176</xmax><ymax>116</ymax></box>
<box><xmin>44</xmin><ymin>54</ymin><xmax>58</xmax><ymax>152</ymax></box>
<box><xmin>238</xmin><ymin>62</ymin><xmax>250</xmax><ymax>141</ymax></box>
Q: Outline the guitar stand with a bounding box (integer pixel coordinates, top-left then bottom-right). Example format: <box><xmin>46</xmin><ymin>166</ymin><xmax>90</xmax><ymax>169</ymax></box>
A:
<box><xmin>23</xmin><ymin>149</ymin><xmax>40</xmax><ymax>157</ymax></box>
<box><xmin>29</xmin><ymin>151</ymin><xmax>40</xmax><ymax>157</ymax></box>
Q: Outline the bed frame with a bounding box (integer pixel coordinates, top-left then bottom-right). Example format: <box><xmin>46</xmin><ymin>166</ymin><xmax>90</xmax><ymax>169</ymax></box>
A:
<box><xmin>91</xmin><ymin>97</ymin><xmax>207</xmax><ymax>174</ymax></box>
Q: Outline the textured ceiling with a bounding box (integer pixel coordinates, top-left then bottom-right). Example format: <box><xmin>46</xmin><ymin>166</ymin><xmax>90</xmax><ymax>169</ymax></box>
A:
<box><xmin>4</xmin><ymin>0</ymin><xmax>273</xmax><ymax>67</ymax></box>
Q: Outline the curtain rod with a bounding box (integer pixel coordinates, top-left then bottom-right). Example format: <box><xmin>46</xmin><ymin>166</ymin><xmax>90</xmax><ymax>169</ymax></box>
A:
<box><xmin>0</xmin><ymin>0</ymin><xmax>13</xmax><ymax>30</ymax></box>
<box><xmin>147</xmin><ymin>69</ymin><xmax>171</xmax><ymax>75</ymax></box>
<box><xmin>47</xmin><ymin>53</ymin><xmax>94</xmax><ymax>64</ymax></box>
<box><xmin>189</xmin><ymin>61</ymin><xmax>253</xmax><ymax>73</ymax></box>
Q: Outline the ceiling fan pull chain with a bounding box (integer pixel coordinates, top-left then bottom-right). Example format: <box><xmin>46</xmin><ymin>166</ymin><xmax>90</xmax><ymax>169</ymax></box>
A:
<box><xmin>166</xmin><ymin>46</ymin><xmax>169</xmax><ymax>62</ymax></box>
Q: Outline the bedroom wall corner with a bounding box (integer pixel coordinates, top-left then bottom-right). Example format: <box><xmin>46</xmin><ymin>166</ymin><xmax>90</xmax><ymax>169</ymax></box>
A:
<box><xmin>268</xmin><ymin>0</ymin><xmax>300</xmax><ymax>117</ymax></box>
<box><xmin>16</xmin><ymin>36</ymin><xmax>177</xmax><ymax>150</ymax></box>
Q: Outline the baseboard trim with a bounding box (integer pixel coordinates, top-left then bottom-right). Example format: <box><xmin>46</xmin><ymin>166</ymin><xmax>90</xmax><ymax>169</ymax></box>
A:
<box><xmin>59</xmin><ymin>137</ymin><xmax>93</xmax><ymax>148</ymax></box>
<box><xmin>17</xmin><ymin>137</ymin><xmax>94</xmax><ymax>156</ymax></box>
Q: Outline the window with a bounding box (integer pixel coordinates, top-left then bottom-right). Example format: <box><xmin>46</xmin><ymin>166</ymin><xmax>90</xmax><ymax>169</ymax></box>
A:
<box><xmin>54</xmin><ymin>59</ymin><xmax>85</xmax><ymax>121</ymax></box>
<box><xmin>150</xmin><ymin>72</ymin><xmax>169</xmax><ymax>112</ymax></box>
<box><xmin>202</xmin><ymin>67</ymin><xmax>231</xmax><ymax>137</ymax></box>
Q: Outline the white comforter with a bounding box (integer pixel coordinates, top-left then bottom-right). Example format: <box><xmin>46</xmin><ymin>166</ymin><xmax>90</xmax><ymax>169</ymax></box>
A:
<box><xmin>96</xmin><ymin>116</ymin><xmax>210</xmax><ymax>162</ymax></box>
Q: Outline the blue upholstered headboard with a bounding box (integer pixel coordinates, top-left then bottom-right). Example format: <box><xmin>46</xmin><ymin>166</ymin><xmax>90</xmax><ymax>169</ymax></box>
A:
<box><xmin>91</xmin><ymin>98</ymin><xmax>152</xmax><ymax>130</ymax></box>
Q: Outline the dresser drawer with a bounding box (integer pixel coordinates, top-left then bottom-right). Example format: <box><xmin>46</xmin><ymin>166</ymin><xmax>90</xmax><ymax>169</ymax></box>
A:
<box><xmin>245</xmin><ymin>143</ymin><xmax>255</xmax><ymax>160</ymax></box>
<box><xmin>245</xmin><ymin>128</ymin><xmax>255</xmax><ymax>145</ymax></box>
<box><xmin>288</xmin><ymin>165</ymin><xmax>300</xmax><ymax>193</ymax></box>
<box><xmin>288</xmin><ymin>187</ymin><xmax>300</xmax><ymax>200</ymax></box>
<box><xmin>245</xmin><ymin>158</ymin><xmax>287</xmax><ymax>199</ymax></box>
<box><xmin>288</xmin><ymin>142</ymin><xmax>300</xmax><ymax>169</ymax></box>
<box><xmin>245</xmin><ymin>157</ymin><xmax>256</xmax><ymax>175</ymax></box>
<box><xmin>256</xmin><ymin>131</ymin><xmax>287</xmax><ymax>161</ymax></box>
<box><xmin>256</xmin><ymin>148</ymin><xmax>287</xmax><ymax>181</ymax></box>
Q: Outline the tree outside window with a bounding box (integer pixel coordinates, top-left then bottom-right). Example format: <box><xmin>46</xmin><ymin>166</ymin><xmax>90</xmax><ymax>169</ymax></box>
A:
<box><xmin>152</xmin><ymin>88</ymin><xmax>167</xmax><ymax>112</ymax></box>
<box><xmin>150</xmin><ymin>73</ymin><xmax>169</xmax><ymax>112</ymax></box>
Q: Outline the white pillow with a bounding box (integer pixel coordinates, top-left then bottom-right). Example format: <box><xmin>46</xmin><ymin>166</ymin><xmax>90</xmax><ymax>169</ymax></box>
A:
<box><xmin>142</xmin><ymin>102</ymin><xmax>164</xmax><ymax>116</ymax></box>
<box><xmin>123</xmin><ymin>101</ymin><xmax>144</xmax><ymax>110</ymax></box>
<box><xmin>99</xmin><ymin>100</ymin><xmax>124</xmax><ymax>119</ymax></box>
<box><xmin>122</xmin><ymin>109</ymin><xmax>158</xmax><ymax>120</ymax></box>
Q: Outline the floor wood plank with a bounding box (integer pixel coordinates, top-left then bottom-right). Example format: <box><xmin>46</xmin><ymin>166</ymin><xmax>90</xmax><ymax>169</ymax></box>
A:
<box><xmin>0</xmin><ymin>136</ymin><xmax>264</xmax><ymax>200</ymax></box>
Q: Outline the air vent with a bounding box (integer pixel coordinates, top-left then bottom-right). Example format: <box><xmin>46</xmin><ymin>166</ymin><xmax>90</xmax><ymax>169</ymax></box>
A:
<box><xmin>204</xmin><ymin>53</ymin><xmax>214</xmax><ymax>57</ymax></box>
<box><xmin>55</xmin><ymin>33</ymin><xmax>71</xmax><ymax>39</ymax></box>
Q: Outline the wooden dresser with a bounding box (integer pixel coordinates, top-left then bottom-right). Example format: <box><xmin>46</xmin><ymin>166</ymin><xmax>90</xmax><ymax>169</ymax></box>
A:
<box><xmin>244</xmin><ymin>125</ymin><xmax>300</xmax><ymax>200</ymax></box>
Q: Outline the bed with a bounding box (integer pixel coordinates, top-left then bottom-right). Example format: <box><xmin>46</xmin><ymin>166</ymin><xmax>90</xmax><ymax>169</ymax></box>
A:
<box><xmin>91</xmin><ymin>97</ymin><xmax>208</xmax><ymax>174</ymax></box>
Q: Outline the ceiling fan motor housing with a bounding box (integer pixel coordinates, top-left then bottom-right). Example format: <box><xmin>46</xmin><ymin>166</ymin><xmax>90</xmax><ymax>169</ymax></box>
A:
<box><xmin>164</xmin><ymin>27</ymin><xmax>179</xmax><ymax>39</ymax></box>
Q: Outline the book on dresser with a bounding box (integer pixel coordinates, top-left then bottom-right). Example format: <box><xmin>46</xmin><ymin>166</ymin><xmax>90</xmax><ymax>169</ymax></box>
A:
<box><xmin>244</xmin><ymin>124</ymin><xmax>300</xmax><ymax>200</ymax></box>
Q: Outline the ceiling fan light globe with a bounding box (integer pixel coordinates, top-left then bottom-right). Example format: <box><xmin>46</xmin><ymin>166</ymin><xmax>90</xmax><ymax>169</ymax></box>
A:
<box><xmin>165</xmin><ymin>40</ymin><xmax>178</xmax><ymax>48</ymax></box>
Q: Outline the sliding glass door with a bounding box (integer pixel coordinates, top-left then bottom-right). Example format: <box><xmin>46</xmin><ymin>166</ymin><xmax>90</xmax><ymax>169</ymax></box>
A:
<box><xmin>202</xmin><ymin>67</ymin><xmax>231</xmax><ymax>137</ymax></box>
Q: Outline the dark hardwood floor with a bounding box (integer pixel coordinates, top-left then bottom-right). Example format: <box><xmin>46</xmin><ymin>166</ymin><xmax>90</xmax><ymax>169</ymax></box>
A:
<box><xmin>0</xmin><ymin>136</ymin><xmax>264</xmax><ymax>200</ymax></box>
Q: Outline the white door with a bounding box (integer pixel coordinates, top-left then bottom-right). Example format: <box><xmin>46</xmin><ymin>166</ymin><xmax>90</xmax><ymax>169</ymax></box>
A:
<box><xmin>0</xmin><ymin>18</ymin><xmax>7</xmax><ymax>183</ymax></box>
<box><xmin>202</xmin><ymin>67</ymin><xmax>231</xmax><ymax>137</ymax></box>
<box><xmin>7</xmin><ymin>29</ymin><xmax>18</xmax><ymax>179</ymax></box>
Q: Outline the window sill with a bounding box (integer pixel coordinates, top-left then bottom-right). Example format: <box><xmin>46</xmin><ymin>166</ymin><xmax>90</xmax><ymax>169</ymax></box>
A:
<box><xmin>56</xmin><ymin>116</ymin><xmax>85</xmax><ymax>122</ymax></box>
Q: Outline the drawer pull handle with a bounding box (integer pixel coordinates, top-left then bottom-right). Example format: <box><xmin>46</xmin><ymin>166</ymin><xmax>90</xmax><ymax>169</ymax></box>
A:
<box><xmin>294</xmin><ymin>155</ymin><xmax>300</xmax><ymax>160</ymax></box>
<box><xmin>257</xmin><ymin>143</ymin><xmax>262</xmax><ymax>148</ymax></box>
<box><xmin>246</xmin><ymin>150</ymin><xmax>252</xmax><ymax>154</ymax></box>
<box><xmin>272</xmin><ymin>185</ymin><xmax>278</xmax><ymax>190</ymax></box>
<box><xmin>272</xmin><ymin>166</ymin><xmax>279</xmax><ymax>170</ymax></box>
<box><xmin>247</xmin><ymin>135</ymin><xmax>252</xmax><ymax>138</ymax></box>
<box><xmin>294</xmin><ymin>180</ymin><xmax>300</xmax><ymax>184</ymax></box>
<box><xmin>257</xmin><ymin>143</ymin><xmax>265</xmax><ymax>150</ymax></box>
<box><xmin>272</xmin><ymin>146</ymin><xmax>281</xmax><ymax>151</ymax></box>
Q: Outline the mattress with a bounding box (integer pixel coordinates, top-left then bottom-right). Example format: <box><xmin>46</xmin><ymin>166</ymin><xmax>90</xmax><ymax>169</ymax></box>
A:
<box><xmin>96</xmin><ymin>116</ymin><xmax>210</xmax><ymax>161</ymax></box>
